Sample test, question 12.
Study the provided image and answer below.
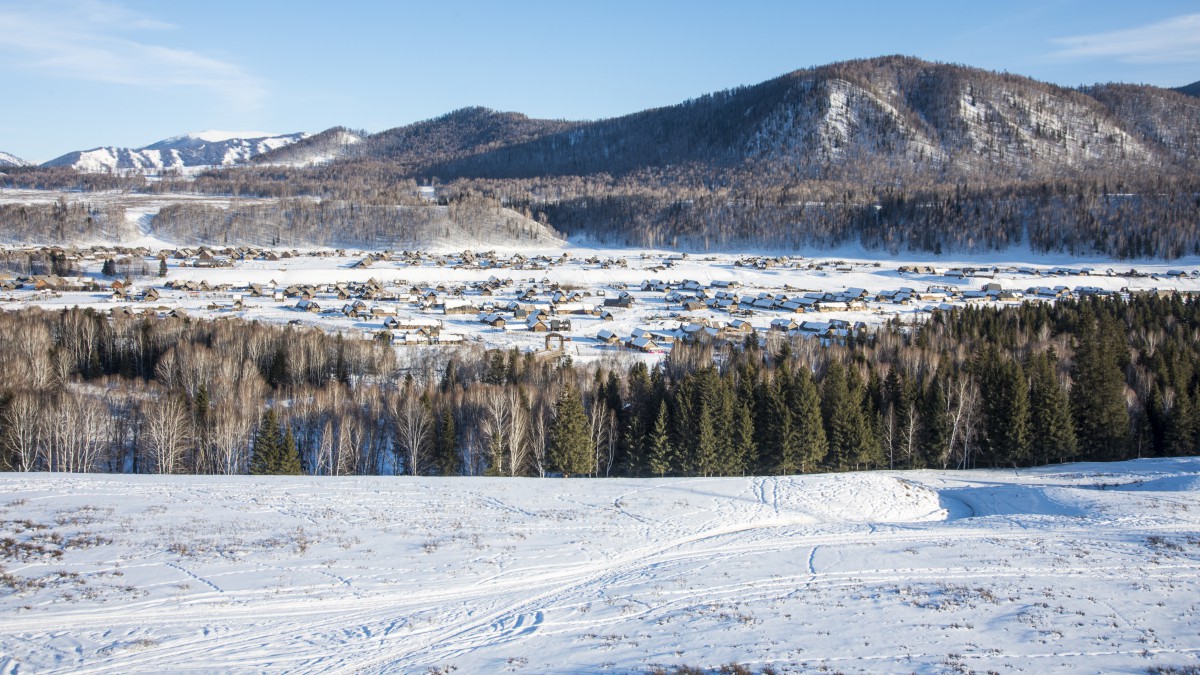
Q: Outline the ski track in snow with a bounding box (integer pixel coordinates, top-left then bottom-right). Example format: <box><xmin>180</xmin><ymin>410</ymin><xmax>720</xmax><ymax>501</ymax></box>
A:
<box><xmin>1</xmin><ymin>460</ymin><xmax>1199</xmax><ymax>672</ymax></box>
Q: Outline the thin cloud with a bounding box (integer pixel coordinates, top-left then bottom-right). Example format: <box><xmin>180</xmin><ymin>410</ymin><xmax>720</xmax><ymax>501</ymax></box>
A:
<box><xmin>1050</xmin><ymin>13</ymin><xmax>1200</xmax><ymax>64</ymax></box>
<box><xmin>0</xmin><ymin>0</ymin><xmax>265</xmax><ymax>110</ymax></box>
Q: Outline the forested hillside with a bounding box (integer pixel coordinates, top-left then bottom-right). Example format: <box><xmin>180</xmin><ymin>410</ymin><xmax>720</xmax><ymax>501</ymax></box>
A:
<box><xmin>3</xmin><ymin>294</ymin><xmax>1198</xmax><ymax>476</ymax></box>
<box><xmin>4</xmin><ymin>56</ymin><xmax>1200</xmax><ymax>255</ymax></box>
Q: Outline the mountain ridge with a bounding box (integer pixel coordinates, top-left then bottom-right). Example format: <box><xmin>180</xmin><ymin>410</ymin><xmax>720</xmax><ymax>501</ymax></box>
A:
<box><xmin>31</xmin><ymin>57</ymin><xmax>1200</xmax><ymax>182</ymax></box>
<box><xmin>43</xmin><ymin>131</ymin><xmax>308</xmax><ymax>173</ymax></box>
<box><xmin>245</xmin><ymin>56</ymin><xmax>1200</xmax><ymax>184</ymax></box>
<box><xmin>0</xmin><ymin>151</ymin><xmax>29</xmax><ymax>168</ymax></box>
<box><xmin>399</xmin><ymin>56</ymin><xmax>1199</xmax><ymax>182</ymax></box>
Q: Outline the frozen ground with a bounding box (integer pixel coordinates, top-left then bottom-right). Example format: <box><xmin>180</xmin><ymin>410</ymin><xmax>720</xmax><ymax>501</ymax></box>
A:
<box><xmin>1</xmin><ymin>459</ymin><xmax>1199</xmax><ymax>673</ymax></box>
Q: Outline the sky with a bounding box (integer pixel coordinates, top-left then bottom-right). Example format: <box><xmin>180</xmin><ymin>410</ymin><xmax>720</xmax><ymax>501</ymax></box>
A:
<box><xmin>1</xmin><ymin>0</ymin><xmax>1198</xmax><ymax>163</ymax></box>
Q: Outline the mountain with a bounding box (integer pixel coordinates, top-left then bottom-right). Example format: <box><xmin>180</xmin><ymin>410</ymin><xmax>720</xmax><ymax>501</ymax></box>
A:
<box><xmin>362</xmin><ymin>107</ymin><xmax>578</xmax><ymax>170</ymax></box>
<box><xmin>374</xmin><ymin>56</ymin><xmax>1198</xmax><ymax>183</ymax></box>
<box><xmin>1176</xmin><ymin>80</ymin><xmax>1200</xmax><ymax>98</ymax></box>
<box><xmin>10</xmin><ymin>57</ymin><xmax>1200</xmax><ymax>257</ymax></box>
<box><xmin>0</xmin><ymin>151</ymin><xmax>29</xmax><ymax>168</ymax></box>
<box><xmin>251</xmin><ymin>127</ymin><xmax>365</xmax><ymax>166</ymax></box>
<box><xmin>43</xmin><ymin>131</ymin><xmax>308</xmax><ymax>173</ymax></box>
<box><xmin>36</xmin><ymin>58</ymin><xmax>1200</xmax><ymax>182</ymax></box>
<box><xmin>256</xmin><ymin>108</ymin><xmax>579</xmax><ymax>171</ymax></box>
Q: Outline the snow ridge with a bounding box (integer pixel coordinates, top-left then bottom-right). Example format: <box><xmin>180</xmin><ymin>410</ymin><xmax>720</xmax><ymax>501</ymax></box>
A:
<box><xmin>0</xmin><ymin>151</ymin><xmax>29</xmax><ymax>168</ymax></box>
<box><xmin>42</xmin><ymin>132</ymin><xmax>309</xmax><ymax>173</ymax></box>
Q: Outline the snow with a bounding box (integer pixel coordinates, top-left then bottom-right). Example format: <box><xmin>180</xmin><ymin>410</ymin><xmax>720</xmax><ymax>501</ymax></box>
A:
<box><xmin>171</xmin><ymin>130</ymin><xmax>280</xmax><ymax>143</ymax></box>
<box><xmin>3</xmin><ymin>233</ymin><xmax>1199</xmax><ymax>365</ymax></box>
<box><xmin>42</xmin><ymin>132</ymin><xmax>309</xmax><ymax>173</ymax></box>
<box><xmin>1</xmin><ymin>458</ymin><xmax>1199</xmax><ymax>672</ymax></box>
<box><xmin>0</xmin><ymin>151</ymin><xmax>28</xmax><ymax>168</ymax></box>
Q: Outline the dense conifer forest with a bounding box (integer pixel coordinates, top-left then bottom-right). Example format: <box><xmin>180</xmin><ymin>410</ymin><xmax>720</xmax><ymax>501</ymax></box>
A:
<box><xmin>2</xmin><ymin>294</ymin><xmax>1197</xmax><ymax>477</ymax></box>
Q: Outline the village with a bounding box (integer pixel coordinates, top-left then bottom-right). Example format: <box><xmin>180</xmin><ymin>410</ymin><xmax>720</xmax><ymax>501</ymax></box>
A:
<box><xmin>3</xmin><ymin>243</ymin><xmax>1199</xmax><ymax>360</ymax></box>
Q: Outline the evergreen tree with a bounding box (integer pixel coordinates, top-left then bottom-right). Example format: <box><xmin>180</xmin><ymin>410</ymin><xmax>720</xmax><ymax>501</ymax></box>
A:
<box><xmin>849</xmin><ymin>368</ymin><xmax>884</xmax><ymax>470</ymax></box>
<box><xmin>249</xmin><ymin>409</ymin><xmax>300</xmax><ymax>475</ymax></box>
<box><xmin>769</xmin><ymin>383</ymin><xmax>800</xmax><ymax>474</ymax></box>
<box><xmin>790</xmin><ymin>368</ymin><xmax>827</xmax><ymax>473</ymax></box>
<box><xmin>279</xmin><ymin>426</ymin><xmax>302</xmax><ymax>475</ymax></box>
<box><xmin>975</xmin><ymin>347</ymin><xmax>1031</xmax><ymax>467</ymax></box>
<box><xmin>692</xmin><ymin>399</ymin><xmax>718</xmax><ymax>477</ymax></box>
<box><xmin>815</xmin><ymin>363</ymin><xmax>882</xmax><ymax>472</ymax></box>
<box><xmin>645</xmin><ymin>401</ymin><xmax>673</xmax><ymax>477</ymax></box>
<box><xmin>919</xmin><ymin>376</ymin><xmax>950</xmax><ymax>465</ymax></box>
<box><xmin>101</xmin><ymin>258</ymin><xmax>116</xmax><ymax>277</ymax></box>
<box><xmin>1071</xmin><ymin>308</ymin><xmax>1130</xmax><ymax>459</ymax></box>
<box><xmin>249</xmin><ymin>409</ymin><xmax>281</xmax><ymax>475</ymax></box>
<box><xmin>158</xmin><ymin>257</ymin><xmax>168</xmax><ymax>277</ymax></box>
<box><xmin>731</xmin><ymin>403</ymin><xmax>756</xmax><ymax>475</ymax></box>
<box><xmin>435</xmin><ymin>407</ymin><xmax>459</xmax><ymax>476</ymax></box>
<box><xmin>1028</xmin><ymin>351</ymin><xmax>1077</xmax><ymax>464</ymax></box>
<box><xmin>822</xmin><ymin>362</ymin><xmax>858</xmax><ymax>470</ymax></box>
<box><xmin>549</xmin><ymin>384</ymin><xmax>592</xmax><ymax>477</ymax></box>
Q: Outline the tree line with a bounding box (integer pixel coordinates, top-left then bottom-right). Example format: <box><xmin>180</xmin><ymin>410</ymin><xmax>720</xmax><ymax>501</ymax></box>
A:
<box><xmin>3</xmin><ymin>173</ymin><xmax>1197</xmax><ymax>258</ymax></box>
<box><xmin>0</xmin><ymin>200</ymin><xmax>130</xmax><ymax>245</ymax></box>
<box><xmin>151</xmin><ymin>197</ymin><xmax>554</xmax><ymax>248</ymax></box>
<box><xmin>2</xmin><ymin>293</ymin><xmax>1198</xmax><ymax>477</ymax></box>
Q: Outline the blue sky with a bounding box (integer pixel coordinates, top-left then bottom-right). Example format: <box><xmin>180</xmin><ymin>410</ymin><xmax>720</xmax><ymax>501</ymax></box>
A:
<box><xmin>1</xmin><ymin>0</ymin><xmax>1198</xmax><ymax>162</ymax></box>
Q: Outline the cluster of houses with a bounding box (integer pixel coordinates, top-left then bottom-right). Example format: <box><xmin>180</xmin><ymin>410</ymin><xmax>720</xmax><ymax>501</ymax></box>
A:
<box><xmin>4</xmin><ymin>245</ymin><xmax>1200</xmax><ymax>356</ymax></box>
<box><xmin>349</xmin><ymin>249</ymin><xmax>608</xmax><ymax>273</ymax></box>
<box><xmin>593</xmin><ymin>316</ymin><xmax>873</xmax><ymax>353</ymax></box>
<box><xmin>0</xmin><ymin>273</ymin><xmax>103</xmax><ymax>293</ymax></box>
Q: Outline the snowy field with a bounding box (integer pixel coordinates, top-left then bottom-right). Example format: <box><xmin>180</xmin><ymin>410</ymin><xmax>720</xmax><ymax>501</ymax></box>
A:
<box><xmin>1</xmin><ymin>459</ymin><xmax>1199</xmax><ymax>673</ymax></box>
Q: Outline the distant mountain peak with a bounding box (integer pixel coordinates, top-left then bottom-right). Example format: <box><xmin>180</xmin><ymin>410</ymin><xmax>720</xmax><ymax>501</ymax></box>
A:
<box><xmin>43</xmin><ymin>131</ymin><xmax>308</xmax><ymax>173</ymax></box>
<box><xmin>251</xmin><ymin>127</ymin><xmax>365</xmax><ymax>167</ymax></box>
<box><xmin>153</xmin><ymin>130</ymin><xmax>283</xmax><ymax>146</ymax></box>
<box><xmin>0</xmin><ymin>151</ymin><xmax>29</xmax><ymax>168</ymax></box>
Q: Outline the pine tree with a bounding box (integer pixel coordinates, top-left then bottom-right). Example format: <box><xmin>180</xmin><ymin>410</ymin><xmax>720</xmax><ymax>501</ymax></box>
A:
<box><xmin>101</xmin><ymin>258</ymin><xmax>116</xmax><ymax>277</ymax></box>
<box><xmin>435</xmin><ymin>407</ymin><xmax>459</xmax><ymax>476</ymax></box>
<box><xmin>1028</xmin><ymin>351</ymin><xmax>1077</xmax><ymax>464</ymax></box>
<box><xmin>279</xmin><ymin>426</ymin><xmax>302</xmax><ymax>475</ymax></box>
<box><xmin>975</xmin><ymin>347</ymin><xmax>1031</xmax><ymax>467</ymax></box>
<box><xmin>249</xmin><ymin>409</ymin><xmax>281</xmax><ymax>475</ymax></box>
<box><xmin>693</xmin><ymin>400</ymin><xmax>718</xmax><ymax>477</ymax></box>
<box><xmin>791</xmin><ymin>368</ymin><xmax>827</xmax><ymax>473</ymax></box>
<box><xmin>158</xmin><ymin>258</ymin><xmax>168</xmax><ymax>277</ymax></box>
<box><xmin>822</xmin><ymin>362</ymin><xmax>856</xmax><ymax>470</ymax></box>
<box><xmin>549</xmin><ymin>384</ymin><xmax>592</xmax><ymax>477</ymax></box>
<box><xmin>731</xmin><ymin>403</ymin><xmax>756</xmax><ymax>475</ymax></box>
<box><xmin>849</xmin><ymin>368</ymin><xmax>884</xmax><ymax>470</ymax></box>
<box><xmin>919</xmin><ymin>376</ymin><xmax>950</xmax><ymax>465</ymax></box>
<box><xmin>249</xmin><ymin>409</ymin><xmax>299</xmax><ymax>475</ymax></box>
<box><xmin>769</xmin><ymin>385</ymin><xmax>799</xmax><ymax>474</ymax></box>
<box><xmin>1071</xmin><ymin>308</ymin><xmax>1129</xmax><ymax>460</ymax></box>
<box><xmin>645</xmin><ymin>401</ymin><xmax>672</xmax><ymax>477</ymax></box>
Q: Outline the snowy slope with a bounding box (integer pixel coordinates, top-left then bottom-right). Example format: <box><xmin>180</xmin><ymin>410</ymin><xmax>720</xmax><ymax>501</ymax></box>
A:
<box><xmin>1</xmin><ymin>459</ymin><xmax>1199</xmax><ymax>673</ymax></box>
<box><xmin>252</xmin><ymin>127</ymin><xmax>365</xmax><ymax>166</ymax></box>
<box><xmin>42</xmin><ymin>131</ymin><xmax>309</xmax><ymax>173</ymax></box>
<box><xmin>0</xmin><ymin>151</ymin><xmax>28</xmax><ymax>168</ymax></box>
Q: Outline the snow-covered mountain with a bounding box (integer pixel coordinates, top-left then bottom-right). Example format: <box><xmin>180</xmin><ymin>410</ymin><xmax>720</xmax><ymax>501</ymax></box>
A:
<box><xmin>251</xmin><ymin>126</ymin><xmax>365</xmax><ymax>166</ymax></box>
<box><xmin>0</xmin><ymin>151</ymin><xmax>29</xmax><ymax>168</ymax></box>
<box><xmin>42</xmin><ymin>131</ymin><xmax>309</xmax><ymax>173</ymax></box>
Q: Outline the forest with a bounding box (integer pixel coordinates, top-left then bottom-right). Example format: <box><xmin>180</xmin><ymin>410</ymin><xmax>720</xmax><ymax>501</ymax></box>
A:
<box><xmin>5</xmin><ymin>166</ymin><xmax>1198</xmax><ymax>257</ymax></box>
<box><xmin>151</xmin><ymin>197</ymin><xmax>554</xmax><ymax>248</ymax></box>
<box><xmin>2</xmin><ymin>293</ymin><xmax>1198</xmax><ymax>477</ymax></box>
